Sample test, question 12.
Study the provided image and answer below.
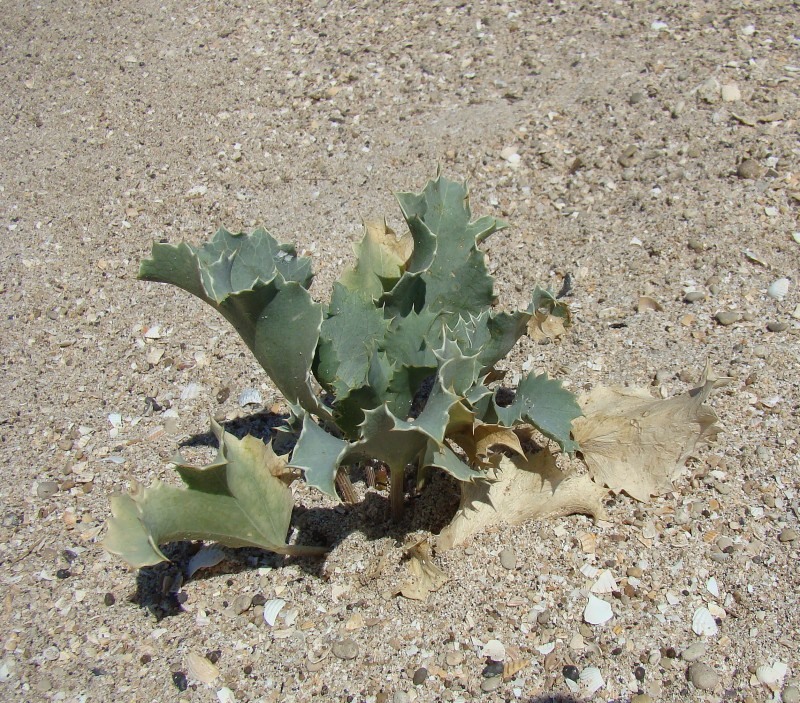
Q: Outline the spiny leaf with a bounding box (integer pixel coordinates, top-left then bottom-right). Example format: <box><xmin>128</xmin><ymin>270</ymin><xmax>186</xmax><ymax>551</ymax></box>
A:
<box><xmin>389</xmin><ymin>176</ymin><xmax>505</xmax><ymax>319</ymax></box>
<box><xmin>339</xmin><ymin>219</ymin><xmax>411</xmax><ymax>298</ymax></box>
<box><xmin>140</xmin><ymin>229</ymin><xmax>330</xmax><ymax>421</ymax></box>
<box><xmin>317</xmin><ymin>284</ymin><xmax>390</xmax><ymax>400</ymax></box>
<box><xmin>102</xmin><ymin>421</ymin><xmax>326</xmax><ymax>568</ymax></box>
<box><xmin>290</xmin><ymin>414</ymin><xmax>350</xmax><ymax>499</ymax></box>
<box><xmin>493</xmin><ymin>373</ymin><xmax>582</xmax><ymax>453</ymax></box>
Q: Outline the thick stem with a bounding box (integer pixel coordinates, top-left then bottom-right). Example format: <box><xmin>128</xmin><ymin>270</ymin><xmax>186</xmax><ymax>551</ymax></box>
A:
<box><xmin>389</xmin><ymin>463</ymin><xmax>405</xmax><ymax>520</ymax></box>
<box><xmin>335</xmin><ymin>468</ymin><xmax>357</xmax><ymax>504</ymax></box>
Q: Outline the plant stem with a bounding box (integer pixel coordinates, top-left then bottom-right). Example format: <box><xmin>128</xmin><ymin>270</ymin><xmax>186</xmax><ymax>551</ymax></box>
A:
<box><xmin>390</xmin><ymin>464</ymin><xmax>405</xmax><ymax>520</ymax></box>
<box><xmin>335</xmin><ymin>468</ymin><xmax>357</xmax><ymax>504</ymax></box>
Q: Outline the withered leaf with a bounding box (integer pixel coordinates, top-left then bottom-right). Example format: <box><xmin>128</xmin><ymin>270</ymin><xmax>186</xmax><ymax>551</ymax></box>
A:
<box><xmin>398</xmin><ymin>538</ymin><xmax>448</xmax><ymax>600</ymax></box>
<box><xmin>437</xmin><ymin>453</ymin><xmax>608</xmax><ymax>551</ymax></box>
<box><xmin>572</xmin><ymin>367</ymin><xmax>726</xmax><ymax>501</ymax></box>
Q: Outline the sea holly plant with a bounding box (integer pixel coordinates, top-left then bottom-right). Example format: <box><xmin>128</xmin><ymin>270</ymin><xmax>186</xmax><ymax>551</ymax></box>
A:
<box><xmin>104</xmin><ymin>174</ymin><xmax>724</xmax><ymax>571</ymax></box>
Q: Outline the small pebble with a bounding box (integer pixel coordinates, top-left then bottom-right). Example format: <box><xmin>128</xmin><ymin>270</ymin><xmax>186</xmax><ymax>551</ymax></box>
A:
<box><xmin>779</xmin><ymin>528</ymin><xmax>799</xmax><ymax>543</ymax></box>
<box><xmin>563</xmin><ymin>665</ymin><xmax>579</xmax><ymax>682</ymax></box>
<box><xmin>681</xmin><ymin>642</ymin><xmax>708</xmax><ymax>662</ymax></box>
<box><xmin>684</xmin><ymin>291</ymin><xmax>706</xmax><ymax>303</ymax></box>
<box><xmin>482</xmin><ymin>661</ymin><xmax>504</xmax><ymax>678</ymax></box>
<box><xmin>737</xmin><ymin>159</ymin><xmax>763</xmax><ymax>179</ymax></box>
<box><xmin>627</xmin><ymin>566</ymin><xmax>643</xmax><ymax>578</ymax></box>
<box><xmin>782</xmin><ymin>685</ymin><xmax>800</xmax><ymax>703</ymax></box>
<box><xmin>445</xmin><ymin>651</ymin><xmax>464</xmax><ymax>667</ymax></box>
<box><xmin>767</xmin><ymin>321</ymin><xmax>789</xmax><ymax>333</ymax></box>
<box><xmin>688</xmin><ymin>662</ymin><xmax>719</xmax><ymax>690</ymax></box>
<box><xmin>481</xmin><ymin>675</ymin><xmax>502</xmax><ymax>693</ymax></box>
<box><xmin>332</xmin><ymin>638</ymin><xmax>359</xmax><ymax>660</ymax></box>
<box><xmin>56</xmin><ymin>568</ymin><xmax>71</xmax><ymax>579</ymax></box>
<box><xmin>716</xmin><ymin>536</ymin><xmax>735</xmax><ymax>553</ymax></box>
<box><xmin>172</xmin><ymin>671</ymin><xmax>188</xmax><ymax>692</ymax></box>
<box><xmin>103</xmin><ymin>593</ymin><xmax>116</xmax><ymax>606</ymax></box>
<box><xmin>499</xmin><ymin>548</ymin><xmax>517</xmax><ymax>570</ymax></box>
<box><xmin>36</xmin><ymin>481</ymin><xmax>59</xmax><ymax>499</ymax></box>
<box><xmin>393</xmin><ymin>692</ymin><xmax>410</xmax><ymax>703</ymax></box>
<box><xmin>687</xmin><ymin>239</ymin><xmax>706</xmax><ymax>253</ymax></box>
<box><xmin>412</xmin><ymin>667</ymin><xmax>428</xmax><ymax>685</ymax></box>
<box><xmin>715</xmin><ymin>311</ymin><xmax>741</xmax><ymax>326</ymax></box>
<box><xmin>231</xmin><ymin>593</ymin><xmax>252</xmax><ymax>615</ymax></box>
<box><xmin>631</xmin><ymin>695</ymin><xmax>653</xmax><ymax>703</ymax></box>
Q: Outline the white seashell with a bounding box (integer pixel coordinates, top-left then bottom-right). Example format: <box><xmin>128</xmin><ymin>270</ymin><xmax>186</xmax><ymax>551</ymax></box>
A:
<box><xmin>186</xmin><ymin>546</ymin><xmax>226</xmax><ymax>578</ymax></box>
<box><xmin>793</xmin><ymin>232</ymin><xmax>800</xmax><ymax>245</ymax></box>
<box><xmin>706</xmin><ymin>577</ymin><xmax>720</xmax><ymax>598</ymax></box>
<box><xmin>564</xmin><ymin>677</ymin><xmax>580</xmax><ymax>693</ymax></box>
<box><xmin>767</xmin><ymin>278</ymin><xmax>790</xmax><ymax>300</ymax></box>
<box><xmin>481</xmin><ymin>639</ymin><xmax>506</xmax><ymax>662</ymax></box>
<box><xmin>580</xmin><ymin>564</ymin><xmax>599</xmax><ymax>579</ymax></box>
<box><xmin>692</xmin><ymin>607</ymin><xmax>718</xmax><ymax>636</ymax></box>
<box><xmin>579</xmin><ymin>666</ymin><xmax>605</xmax><ymax>694</ymax></box>
<box><xmin>181</xmin><ymin>382</ymin><xmax>201</xmax><ymax>401</ymax></box>
<box><xmin>238</xmin><ymin>388</ymin><xmax>263</xmax><ymax>407</ymax></box>
<box><xmin>756</xmin><ymin>661</ymin><xmax>787</xmax><ymax>691</ymax></box>
<box><xmin>187</xmin><ymin>651</ymin><xmax>219</xmax><ymax>684</ymax></box>
<box><xmin>535</xmin><ymin>642</ymin><xmax>555</xmax><ymax>655</ymax></box>
<box><xmin>707</xmin><ymin>602</ymin><xmax>726</xmax><ymax>618</ymax></box>
<box><xmin>666</xmin><ymin>591</ymin><xmax>681</xmax><ymax>606</ymax></box>
<box><xmin>216</xmin><ymin>687</ymin><xmax>236</xmax><ymax>703</ymax></box>
<box><xmin>108</xmin><ymin>413</ymin><xmax>122</xmax><ymax>428</ymax></box>
<box><xmin>584</xmin><ymin>594</ymin><xmax>613</xmax><ymax>625</ymax></box>
<box><xmin>307</xmin><ymin>644</ymin><xmax>331</xmax><ymax>664</ymax></box>
<box><xmin>263</xmin><ymin>598</ymin><xmax>286</xmax><ymax>627</ymax></box>
<box><xmin>590</xmin><ymin>570</ymin><xmax>617</xmax><ymax>595</ymax></box>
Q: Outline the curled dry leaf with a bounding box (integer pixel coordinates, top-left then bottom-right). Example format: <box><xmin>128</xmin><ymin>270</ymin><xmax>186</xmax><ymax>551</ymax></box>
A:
<box><xmin>571</xmin><ymin>367</ymin><xmax>727</xmax><ymax>502</ymax></box>
<box><xmin>398</xmin><ymin>538</ymin><xmax>448</xmax><ymax>601</ymax></box>
<box><xmin>437</xmin><ymin>452</ymin><xmax>608</xmax><ymax>551</ymax></box>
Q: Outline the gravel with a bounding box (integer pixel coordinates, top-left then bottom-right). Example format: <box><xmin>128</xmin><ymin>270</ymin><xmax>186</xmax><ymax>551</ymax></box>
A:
<box><xmin>2</xmin><ymin>1</ymin><xmax>799</xmax><ymax>702</ymax></box>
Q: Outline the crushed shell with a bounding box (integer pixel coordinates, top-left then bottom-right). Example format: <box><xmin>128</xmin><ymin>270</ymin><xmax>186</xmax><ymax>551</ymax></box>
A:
<box><xmin>580</xmin><ymin>666</ymin><xmax>605</xmax><ymax>694</ymax></box>
<box><xmin>692</xmin><ymin>607</ymin><xmax>718</xmax><ymax>636</ymax></box>
<box><xmin>503</xmin><ymin>658</ymin><xmax>530</xmax><ymax>681</ymax></box>
<box><xmin>590</xmin><ymin>569</ymin><xmax>617</xmax><ymax>594</ymax></box>
<box><xmin>263</xmin><ymin>598</ymin><xmax>286</xmax><ymax>627</ymax></box>
<box><xmin>187</xmin><ymin>651</ymin><xmax>220</xmax><ymax>684</ymax></box>
<box><xmin>756</xmin><ymin>662</ymin><xmax>787</xmax><ymax>690</ymax></box>
<box><xmin>584</xmin><ymin>594</ymin><xmax>613</xmax><ymax>625</ymax></box>
<box><xmin>481</xmin><ymin>639</ymin><xmax>506</xmax><ymax>662</ymax></box>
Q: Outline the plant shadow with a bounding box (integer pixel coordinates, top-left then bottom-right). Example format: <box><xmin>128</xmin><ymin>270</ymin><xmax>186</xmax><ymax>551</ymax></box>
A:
<box><xmin>131</xmin><ymin>411</ymin><xmax>463</xmax><ymax>617</ymax></box>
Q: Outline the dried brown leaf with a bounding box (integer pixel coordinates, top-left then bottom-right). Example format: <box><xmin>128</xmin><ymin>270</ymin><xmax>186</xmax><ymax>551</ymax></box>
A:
<box><xmin>448</xmin><ymin>421</ymin><xmax>525</xmax><ymax>465</ymax></box>
<box><xmin>398</xmin><ymin>538</ymin><xmax>448</xmax><ymax>600</ymax></box>
<box><xmin>437</xmin><ymin>452</ymin><xmax>608</xmax><ymax>551</ymax></box>
<box><xmin>572</xmin><ymin>366</ymin><xmax>726</xmax><ymax>501</ymax></box>
<box><xmin>528</xmin><ymin>311</ymin><xmax>567</xmax><ymax>343</ymax></box>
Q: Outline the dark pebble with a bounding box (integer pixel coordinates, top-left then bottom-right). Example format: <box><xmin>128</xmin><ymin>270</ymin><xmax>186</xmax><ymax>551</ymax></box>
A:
<box><xmin>103</xmin><ymin>593</ymin><xmax>116</xmax><ymax>606</ymax></box>
<box><xmin>171</xmin><ymin>671</ymin><xmax>188</xmax><ymax>691</ymax></box>
<box><xmin>243</xmin><ymin>665</ymin><xmax>253</xmax><ymax>676</ymax></box>
<box><xmin>140</xmin><ymin>654</ymin><xmax>151</xmax><ymax>665</ymax></box>
<box><xmin>251</xmin><ymin>593</ymin><xmax>267</xmax><ymax>607</ymax></box>
<box><xmin>482</xmin><ymin>661</ymin><xmax>504</xmax><ymax>678</ymax></box>
<box><xmin>635</xmin><ymin>665</ymin><xmax>646</xmax><ymax>681</ymax></box>
<box><xmin>207</xmin><ymin>650</ymin><xmax>221</xmax><ymax>664</ymax></box>
<box><xmin>412</xmin><ymin>667</ymin><xmax>428</xmax><ymax>685</ymax></box>
<box><xmin>56</xmin><ymin>569</ymin><xmax>71</xmax><ymax>579</ymax></box>
<box><xmin>563</xmin><ymin>665</ymin><xmax>580</xmax><ymax>682</ymax></box>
